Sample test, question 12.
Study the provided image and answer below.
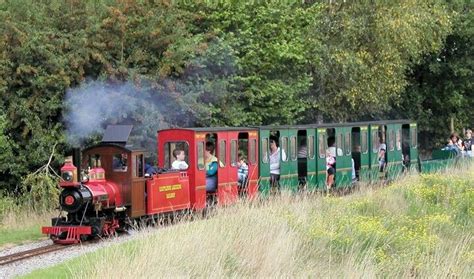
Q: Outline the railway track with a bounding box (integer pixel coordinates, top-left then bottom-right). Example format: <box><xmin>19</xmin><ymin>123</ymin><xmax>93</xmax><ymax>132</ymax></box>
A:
<box><xmin>0</xmin><ymin>244</ymin><xmax>68</xmax><ymax>266</ymax></box>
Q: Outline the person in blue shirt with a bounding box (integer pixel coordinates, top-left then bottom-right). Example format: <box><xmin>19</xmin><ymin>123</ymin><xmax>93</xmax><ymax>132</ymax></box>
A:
<box><xmin>237</xmin><ymin>154</ymin><xmax>248</xmax><ymax>189</ymax></box>
<box><xmin>442</xmin><ymin>133</ymin><xmax>463</xmax><ymax>156</ymax></box>
<box><xmin>205</xmin><ymin>142</ymin><xmax>219</xmax><ymax>192</ymax></box>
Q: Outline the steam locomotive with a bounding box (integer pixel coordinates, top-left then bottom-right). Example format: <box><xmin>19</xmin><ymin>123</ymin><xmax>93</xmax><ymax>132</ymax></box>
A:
<box><xmin>43</xmin><ymin>121</ymin><xmax>468</xmax><ymax>244</ymax></box>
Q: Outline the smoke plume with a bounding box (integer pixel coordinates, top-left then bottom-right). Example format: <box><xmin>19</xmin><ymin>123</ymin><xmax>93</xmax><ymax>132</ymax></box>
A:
<box><xmin>63</xmin><ymin>39</ymin><xmax>237</xmax><ymax>155</ymax></box>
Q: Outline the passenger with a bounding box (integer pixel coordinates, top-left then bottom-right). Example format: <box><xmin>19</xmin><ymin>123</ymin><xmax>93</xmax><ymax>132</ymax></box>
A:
<box><xmin>463</xmin><ymin>129</ymin><xmax>472</xmax><ymax>157</ymax></box>
<box><xmin>402</xmin><ymin>154</ymin><xmax>410</xmax><ymax>173</ymax></box>
<box><xmin>352</xmin><ymin>145</ymin><xmax>361</xmax><ymax>180</ymax></box>
<box><xmin>442</xmin><ymin>138</ymin><xmax>454</xmax><ymax>150</ymax></box>
<box><xmin>326</xmin><ymin>137</ymin><xmax>337</xmax><ymax>190</ymax></box>
<box><xmin>351</xmin><ymin>158</ymin><xmax>357</xmax><ymax>182</ymax></box>
<box><xmin>297</xmin><ymin>138</ymin><xmax>307</xmax><ymax>159</ymax></box>
<box><xmin>447</xmin><ymin>133</ymin><xmax>463</xmax><ymax>156</ymax></box>
<box><xmin>452</xmin><ymin>133</ymin><xmax>464</xmax><ymax>150</ymax></box>
<box><xmin>236</xmin><ymin>154</ymin><xmax>248</xmax><ymax>189</ymax></box>
<box><xmin>402</xmin><ymin>142</ymin><xmax>410</xmax><ymax>171</ymax></box>
<box><xmin>145</xmin><ymin>162</ymin><xmax>158</xmax><ymax>175</ymax></box>
<box><xmin>205</xmin><ymin>142</ymin><xmax>218</xmax><ymax>192</ymax></box>
<box><xmin>269</xmin><ymin>138</ymin><xmax>286</xmax><ymax>193</ymax></box>
<box><xmin>378</xmin><ymin>137</ymin><xmax>387</xmax><ymax>173</ymax></box>
<box><xmin>297</xmin><ymin>137</ymin><xmax>308</xmax><ymax>187</ymax></box>
<box><xmin>171</xmin><ymin>149</ymin><xmax>189</xmax><ymax>170</ymax></box>
<box><xmin>113</xmin><ymin>154</ymin><xmax>127</xmax><ymax>171</ymax></box>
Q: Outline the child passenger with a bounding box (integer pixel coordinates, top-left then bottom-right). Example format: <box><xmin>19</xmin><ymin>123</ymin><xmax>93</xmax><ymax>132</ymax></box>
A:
<box><xmin>171</xmin><ymin>149</ymin><xmax>188</xmax><ymax>170</ymax></box>
<box><xmin>378</xmin><ymin>139</ymin><xmax>387</xmax><ymax>172</ymax></box>
<box><xmin>237</xmin><ymin>154</ymin><xmax>248</xmax><ymax>188</ymax></box>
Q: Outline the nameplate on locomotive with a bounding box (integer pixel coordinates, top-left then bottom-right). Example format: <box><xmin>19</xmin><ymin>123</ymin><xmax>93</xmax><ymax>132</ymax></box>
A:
<box><xmin>159</xmin><ymin>184</ymin><xmax>182</xmax><ymax>192</ymax></box>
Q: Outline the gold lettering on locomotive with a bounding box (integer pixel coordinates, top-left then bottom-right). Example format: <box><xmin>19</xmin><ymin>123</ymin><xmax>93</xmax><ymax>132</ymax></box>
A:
<box><xmin>159</xmin><ymin>184</ymin><xmax>182</xmax><ymax>192</ymax></box>
<box><xmin>166</xmin><ymin>193</ymin><xmax>176</xmax><ymax>199</ymax></box>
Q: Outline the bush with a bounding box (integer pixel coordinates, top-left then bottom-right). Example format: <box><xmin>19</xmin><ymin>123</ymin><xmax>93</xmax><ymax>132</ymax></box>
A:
<box><xmin>18</xmin><ymin>172</ymin><xmax>60</xmax><ymax>212</ymax></box>
<box><xmin>0</xmin><ymin>192</ymin><xmax>19</xmax><ymax>221</ymax></box>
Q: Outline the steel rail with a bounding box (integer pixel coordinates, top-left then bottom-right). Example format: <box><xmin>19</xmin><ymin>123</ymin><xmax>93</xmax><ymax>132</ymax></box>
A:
<box><xmin>0</xmin><ymin>244</ymin><xmax>67</xmax><ymax>266</ymax></box>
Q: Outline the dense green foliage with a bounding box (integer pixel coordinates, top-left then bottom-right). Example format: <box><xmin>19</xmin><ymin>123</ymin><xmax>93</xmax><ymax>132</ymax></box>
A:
<box><xmin>0</xmin><ymin>0</ymin><xmax>472</xmax><ymax>191</ymax></box>
<box><xmin>398</xmin><ymin>0</ymin><xmax>474</xmax><ymax>147</ymax></box>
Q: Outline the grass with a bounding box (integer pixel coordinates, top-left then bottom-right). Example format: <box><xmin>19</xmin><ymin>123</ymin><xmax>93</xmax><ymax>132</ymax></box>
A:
<box><xmin>22</xmin><ymin>163</ymin><xmax>474</xmax><ymax>277</ymax></box>
<box><xmin>0</xmin><ymin>199</ymin><xmax>53</xmax><ymax>247</ymax></box>
<box><xmin>1</xmin><ymin>171</ymin><xmax>59</xmax><ymax>247</ymax></box>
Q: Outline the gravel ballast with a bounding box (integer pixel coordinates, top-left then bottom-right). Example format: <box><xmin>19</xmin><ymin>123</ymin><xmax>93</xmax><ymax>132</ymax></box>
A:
<box><xmin>0</xmin><ymin>231</ymin><xmax>141</xmax><ymax>279</ymax></box>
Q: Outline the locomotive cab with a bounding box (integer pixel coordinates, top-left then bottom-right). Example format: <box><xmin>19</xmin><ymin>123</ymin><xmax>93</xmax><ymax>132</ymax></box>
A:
<box><xmin>81</xmin><ymin>143</ymin><xmax>147</xmax><ymax>218</ymax></box>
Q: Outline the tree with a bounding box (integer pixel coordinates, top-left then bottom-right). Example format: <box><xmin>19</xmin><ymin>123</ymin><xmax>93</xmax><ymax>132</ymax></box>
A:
<box><xmin>0</xmin><ymin>114</ymin><xmax>14</xmax><ymax>189</ymax></box>
<box><xmin>397</xmin><ymin>0</ymin><xmax>473</xmax><ymax>149</ymax></box>
<box><xmin>304</xmin><ymin>0</ymin><xmax>453</xmax><ymax>122</ymax></box>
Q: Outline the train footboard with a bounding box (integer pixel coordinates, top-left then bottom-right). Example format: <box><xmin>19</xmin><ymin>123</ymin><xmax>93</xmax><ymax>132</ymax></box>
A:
<box><xmin>42</xmin><ymin>226</ymin><xmax>91</xmax><ymax>244</ymax></box>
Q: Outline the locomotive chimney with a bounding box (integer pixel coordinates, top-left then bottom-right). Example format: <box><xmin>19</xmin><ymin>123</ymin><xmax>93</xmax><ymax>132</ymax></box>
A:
<box><xmin>72</xmin><ymin>148</ymin><xmax>81</xmax><ymax>181</ymax></box>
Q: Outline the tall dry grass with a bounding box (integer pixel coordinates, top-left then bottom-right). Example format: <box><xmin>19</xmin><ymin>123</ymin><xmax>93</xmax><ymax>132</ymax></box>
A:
<box><xmin>0</xmin><ymin>196</ymin><xmax>55</xmax><ymax>246</ymax></box>
<box><xmin>45</xmin><ymin>162</ymin><xmax>473</xmax><ymax>278</ymax></box>
<box><xmin>1</xmin><ymin>171</ymin><xmax>59</xmax><ymax>246</ymax></box>
<box><xmin>1</xmin><ymin>208</ymin><xmax>55</xmax><ymax>230</ymax></box>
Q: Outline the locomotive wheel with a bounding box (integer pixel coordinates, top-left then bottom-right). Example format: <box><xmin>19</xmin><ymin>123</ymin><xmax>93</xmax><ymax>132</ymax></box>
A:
<box><xmin>80</xmin><ymin>234</ymin><xmax>90</xmax><ymax>242</ymax></box>
<box><xmin>58</xmin><ymin>231</ymin><xmax>68</xmax><ymax>240</ymax></box>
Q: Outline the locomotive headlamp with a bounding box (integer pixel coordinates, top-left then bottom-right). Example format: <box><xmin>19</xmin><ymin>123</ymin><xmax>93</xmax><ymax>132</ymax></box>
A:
<box><xmin>60</xmin><ymin>158</ymin><xmax>78</xmax><ymax>186</ymax></box>
<box><xmin>62</xmin><ymin>171</ymin><xmax>73</xmax><ymax>182</ymax></box>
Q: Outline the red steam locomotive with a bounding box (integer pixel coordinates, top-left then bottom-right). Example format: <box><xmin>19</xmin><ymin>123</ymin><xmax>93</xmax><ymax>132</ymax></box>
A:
<box><xmin>42</xmin><ymin>125</ymin><xmax>258</xmax><ymax>244</ymax></box>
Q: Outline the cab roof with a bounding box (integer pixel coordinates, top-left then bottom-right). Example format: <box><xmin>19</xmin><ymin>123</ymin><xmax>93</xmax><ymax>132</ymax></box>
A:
<box><xmin>82</xmin><ymin>142</ymin><xmax>145</xmax><ymax>153</ymax></box>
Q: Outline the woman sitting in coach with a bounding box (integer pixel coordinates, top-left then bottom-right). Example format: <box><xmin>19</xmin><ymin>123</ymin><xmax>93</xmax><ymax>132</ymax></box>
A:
<box><xmin>205</xmin><ymin>142</ymin><xmax>218</xmax><ymax>192</ymax></box>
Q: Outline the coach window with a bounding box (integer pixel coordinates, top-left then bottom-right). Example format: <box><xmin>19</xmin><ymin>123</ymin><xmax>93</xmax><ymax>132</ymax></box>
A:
<box><xmin>113</xmin><ymin>153</ymin><xmax>128</xmax><ymax>172</ymax></box>
<box><xmin>231</xmin><ymin>140</ymin><xmax>238</xmax><ymax>166</ymax></box>
<box><xmin>219</xmin><ymin>140</ymin><xmax>226</xmax><ymax>167</ymax></box>
<box><xmin>411</xmin><ymin>126</ymin><xmax>417</xmax><ymax>148</ymax></box>
<box><xmin>318</xmin><ymin>134</ymin><xmax>326</xmax><ymax>158</ymax></box>
<box><xmin>396</xmin><ymin>130</ymin><xmax>401</xmax><ymax>151</ymax></box>
<box><xmin>281</xmin><ymin>137</ymin><xmax>289</xmax><ymax>161</ymax></box>
<box><xmin>237</xmin><ymin>132</ymin><xmax>249</xmax><ymax>166</ymax></box>
<box><xmin>337</xmin><ymin>133</ymin><xmax>343</xmax><ymax>156</ymax></box>
<box><xmin>249</xmin><ymin>139</ymin><xmax>257</xmax><ymax>165</ymax></box>
<box><xmin>197</xmin><ymin>142</ymin><xmax>205</xmax><ymax>170</ymax></box>
<box><xmin>133</xmin><ymin>154</ymin><xmax>144</xmax><ymax>177</ymax></box>
<box><xmin>164</xmin><ymin>141</ymin><xmax>190</xmax><ymax>169</ymax></box>
<box><xmin>389</xmin><ymin>130</ymin><xmax>395</xmax><ymax>151</ymax></box>
<box><xmin>372</xmin><ymin>130</ymin><xmax>379</xmax><ymax>153</ymax></box>
<box><xmin>290</xmin><ymin>136</ymin><xmax>297</xmax><ymax>161</ymax></box>
<box><xmin>308</xmin><ymin>135</ymin><xmax>315</xmax><ymax>159</ymax></box>
<box><xmin>345</xmin><ymin>132</ymin><xmax>351</xmax><ymax>156</ymax></box>
<box><xmin>261</xmin><ymin>138</ymin><xmax>269</xmax><ymax>163</ymax></box>
<box><xmin>361</xmin><ymin>131</ymin><xmax>368</xmax><ymax>154</ymax></box>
